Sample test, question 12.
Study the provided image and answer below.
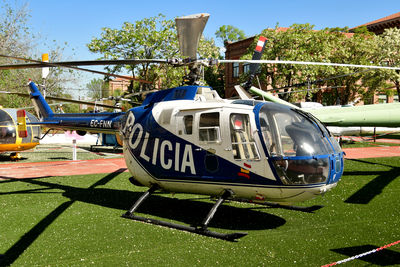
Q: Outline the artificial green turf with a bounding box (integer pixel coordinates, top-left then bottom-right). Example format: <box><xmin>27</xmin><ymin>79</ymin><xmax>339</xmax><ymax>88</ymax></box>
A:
<box><xmin>1</xmin><ymin>157</ymin><xmax>399</xmax><ymax>266</ymax></box>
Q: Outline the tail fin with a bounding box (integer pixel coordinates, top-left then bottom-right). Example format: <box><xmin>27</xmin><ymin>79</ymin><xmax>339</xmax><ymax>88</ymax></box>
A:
<box><xmin>28</xmin><ymin>81</ymin><xmax>53</xmax><ymax>119</ymax></box>
<box><xmin>243</xmin><ymin>36</ymin><xmax>267</xmax><ymax>90</ymax></box>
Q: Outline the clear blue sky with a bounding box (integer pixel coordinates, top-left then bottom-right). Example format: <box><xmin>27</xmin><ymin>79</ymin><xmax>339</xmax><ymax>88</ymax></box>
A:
<box><xmin>17</xmin><ymin>0</ymin><xmax>400</xmax><ymax>91</ymax></box>
<box><xmin>26</xmin><ymin>0</ymin><xmax>399</xmax><ymax>59</ymax></box>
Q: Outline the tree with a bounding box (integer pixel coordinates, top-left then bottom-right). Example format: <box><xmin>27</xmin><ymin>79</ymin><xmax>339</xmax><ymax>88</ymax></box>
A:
<box><xmin>241</xmin><ymin>24</ymin><xmax>381</xmax><ymax>105</ymax></box>
<box><xmin>0</xmin><ymin>1</ymin><xmax>79</xmax><ymax>108</ymax></box>
<box><xmin>376</xmin><ymin>27</ymin><xmax>400</xmax><ymax>101</ymax></box>
<box><xmin>86</xmin><ymin>78</ymin><xmax>108</xmax><ymax>100</ymax></box>
<box><xmin>323</xmin><ymin>28</ymin><xmax>378</xmax><ymax>105</ymax></box>
<box><xmin>215</xmin><ymin>25</ymin><xmax>246</xmax><ymax>43</ymax></box>
<box><xmin>87</xmin><ymin>14</ymin><xmax>177</xmax><ymax>91</ymax></box>
<box><xmin>0</xmin><ymin>1</ymin><xmax>30</xmax><ymax>56</ymax></box>
<box><xmin>87</xmin><ymin>14</ymin><xmax>221</xmax><ymax>91</ymax></box>
<box><xmin>0</xmin><ymin>1</ymin><xmax>36</xmax><ymax>108</ymax></box>
<box><xmin>243</xmin><ymin>24</ymin><xmax>334</xmax><ymax>102</ymax></box>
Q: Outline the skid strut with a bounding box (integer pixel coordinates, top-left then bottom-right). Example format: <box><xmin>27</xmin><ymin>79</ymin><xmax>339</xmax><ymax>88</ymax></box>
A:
<box><xmin>122</xmin><ymin>186</ymin><xmax>247</xmax><ymax>241</ymax></box>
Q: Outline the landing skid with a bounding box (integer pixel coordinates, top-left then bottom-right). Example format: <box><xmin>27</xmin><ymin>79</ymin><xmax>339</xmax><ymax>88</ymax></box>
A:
<box><xmin>122</xmin><ymin>185</ymin><xmax>248</xmax><ymax>241</ymax></box>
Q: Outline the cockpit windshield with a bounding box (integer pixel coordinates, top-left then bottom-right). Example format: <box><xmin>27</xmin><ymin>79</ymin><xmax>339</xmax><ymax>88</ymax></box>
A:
<box><xmin>259</xmin><ymin>104</ymin><xmax>333</xmax><ymax>157</ymax></box>
<box><xmin>258</xmin><ymin>103</ymin><xmax>341</xmax><ymax>185</ymax></box>
<box><xmin>0</xmin><ymin>109</ymin><xmax>16</xmax><ymax>144</ymax></box>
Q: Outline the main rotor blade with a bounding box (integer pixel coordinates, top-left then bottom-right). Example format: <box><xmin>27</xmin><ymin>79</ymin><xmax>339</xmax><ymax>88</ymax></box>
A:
<box><xmin>0</xmin><ymin>57</ymin><xmax>168</xmax><ymax>68</ymax></box>
<box><xmin>219</xmin><ymin>59</ymin><xmax>400</xmax><ymax>71</ymax></box>
<box><xmin>0</xmin><ymin>91</ymin><xmax>117</xmax><ymax>109</ymax></box>
<box><xmin>175</xmin><ymin>13</ymin><xmax>209</xmax><ymax>59</ymax></box>
<box><xmin>0</xmin><ymin>55</ymin><xmax>167</xmax><ymax>83</ymax></box>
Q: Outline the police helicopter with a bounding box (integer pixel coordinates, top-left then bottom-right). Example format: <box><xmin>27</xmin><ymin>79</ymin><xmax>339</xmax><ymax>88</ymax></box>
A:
<box><xmin>3</xmin><ymin>13</ymin><xmax>398</xmax><ymax>240</ymax></box>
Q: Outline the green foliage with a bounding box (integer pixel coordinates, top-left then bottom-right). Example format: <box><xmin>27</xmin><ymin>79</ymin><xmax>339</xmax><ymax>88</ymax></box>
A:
<box><xmin>376</xmin><ymin>27</ymin><xmax>400</xmax><ymax>100</ymax></box>
<box><xmin>0</xmin><ymin>1</ymin><xmax>31</xmax><ymax>56</ymax></box>
<box><xmin>0</xmin><ymin>1</ymin><xmax>79</xmax><ymax>108</ymax></box>
<box><xmin>86</xmin><ymin>78</ymin><xmax>108</xmax><ymax>99</ymax></box>
<box><xmin>87</xmin><ymin>14</ymin><xmax>178</xmax><ymax>90</ymax></box>
<box><xmin>351</xmin><ymin>25</ymin><xmax>371</xmax><ymax>34</ymax></box>
<box><xmin>60</xmin><ymin>103</ymin><xmax>80</xmax><ymax>113</ymax></box>
<box><xmin>215</xmin><ymin>25</ymin><xmax>246</xmax><ymax>43</ymax></box>
<box><xmin>204</xmin><ymin>65</ymin><xmax>225</xmax><ymax>97</ymax></box>
<box><xmin>87</xmin><ymin>14</ymin><xmax>221</xmax><ymax>90</ymax></box>
<box><xmin>242</xmin><ymin>23</ymin><xmax>385</xmax><ymax>104</ymax></box>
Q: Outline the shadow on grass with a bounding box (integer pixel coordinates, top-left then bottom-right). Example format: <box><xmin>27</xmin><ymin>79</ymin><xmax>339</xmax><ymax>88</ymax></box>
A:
<box><xmin>0</xmin><ymin>169</ymin><xmax>124</xmax><ymax>266</ymax></box>
<box><xmin>344</xmin><ymin>159</ymin><xmax>400</xmax><ymax>204</ymax></box>
<box><xmin>1</xmin><ymin>170</ymin><xmax>286</xmax><ymax>265</ymax></box>
<box><xmin>79</xmin><ymin>145</ymin><xmax>123</xmax><ymax>154</ymax></box>
<box><xmin>331</xmin><ymin>245</ymin><xmax>400</xmax><ymax>266</ymax></box>
<box><xmin>48</xmin><ymin>157</ymin><xmax>69</xmax><ymax>160</ymax></box>
<box><xmin>0</xmin><ymin>155</ymin><xmax>28</xmax><ymax>162</ymax></box>
<box><xmin>0</xmin><ymin>176</ymin><xmax>52</xmax><ymax>181</ymax></box>
<box><xmin>12</xmin><ymin>178</ymin><xmax>286</xmax><ymax>231</ymax></box>
<box><xmin>0</xmin><ymin>201</ymin><xmax>74</xmax><ymax>266</ymax></box>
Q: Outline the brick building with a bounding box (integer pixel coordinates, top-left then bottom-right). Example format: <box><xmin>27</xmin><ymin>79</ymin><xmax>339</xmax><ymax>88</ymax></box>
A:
<box><xmin>109</xmin><ymin>77</ymin><xmax>131</xmax><ymax>95</ymax></box>
<box><xmin>350</xmin><ymin>12</ymin><xmax>400</xmax><ymax>35</ymax></box>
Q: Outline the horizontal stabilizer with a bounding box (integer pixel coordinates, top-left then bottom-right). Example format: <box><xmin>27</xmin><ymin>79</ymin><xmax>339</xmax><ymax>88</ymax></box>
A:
<box><xmin>249</xmin><ymin>87</ymin><xmax>298</xmax><ymax>109</ymax></box>
<box><xmin>234</xmin><ymin>85</ymin><xmax>252</xmax><ymax>100</ymax></box>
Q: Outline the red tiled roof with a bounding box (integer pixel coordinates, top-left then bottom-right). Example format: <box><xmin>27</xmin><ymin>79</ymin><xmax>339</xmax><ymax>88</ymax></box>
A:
<box><xmin>353</xmin><ymin>12</ymin><xmax>400</xmax><ymax>28</ymax></box>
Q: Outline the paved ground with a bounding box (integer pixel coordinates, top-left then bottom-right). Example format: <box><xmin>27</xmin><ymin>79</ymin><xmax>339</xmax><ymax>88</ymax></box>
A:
<box><xmin>1</xmin><ymin>145</ymin><xmax>400</xmax><ymax>179</ymax></box>
<box><xmin>0</xmin><ymin>158</ymin><xmax>127</xmax><ymax>179</ymax></box>
<box><xmin>341</xmin><ymin>136</ymin><xmax>400</xmax><ymax>144</ymax></box>
<box><xmin>343</xmin><ymin>146</ymin><xmax>400</xmax><ymax>159</ymax></box>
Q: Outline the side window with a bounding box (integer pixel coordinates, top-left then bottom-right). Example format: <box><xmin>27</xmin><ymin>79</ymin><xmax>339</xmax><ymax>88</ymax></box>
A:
<box><xmin>183</xmin><ymin>115</ymin><xmax>193</xmax><ymax>135</ymax></box>
<box><xmin>199</xmin><ymin>112</ymin><xmax>220</xmax><ymax>142</ymax></box>
<box><xmin>230</xmin><ymin>113</ymin><xmax>260</xmax><ymax>160</ymax></box>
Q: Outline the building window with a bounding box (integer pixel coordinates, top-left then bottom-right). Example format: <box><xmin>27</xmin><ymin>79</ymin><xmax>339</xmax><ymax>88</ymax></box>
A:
<box><xmin>243</xmin><ymin>63</ymin><xmax>250</xmax><ymax>74</ymax></box>
<box><xmin>233</xmin><ymin>62</ymin><xmax>239</xmax><ymax>78</ymax></box>
<box><xmin>378</xmin><ymin>94</ymin><xmax>387</xmax><ymax>104</ymax></box>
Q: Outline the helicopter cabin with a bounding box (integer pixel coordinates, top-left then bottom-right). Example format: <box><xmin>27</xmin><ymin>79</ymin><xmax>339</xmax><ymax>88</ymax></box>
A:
<box><xmin>144</xmin><ymin>86</ymin><xmax>268</xmax><ymax>178</ymax></box>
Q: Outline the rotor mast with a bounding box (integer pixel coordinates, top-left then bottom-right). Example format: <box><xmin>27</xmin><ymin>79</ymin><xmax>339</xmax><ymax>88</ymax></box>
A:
<box><xmin>175</xmin><ymin>13</ymin><xmax>209</xmax><ymax>85</ymax></box>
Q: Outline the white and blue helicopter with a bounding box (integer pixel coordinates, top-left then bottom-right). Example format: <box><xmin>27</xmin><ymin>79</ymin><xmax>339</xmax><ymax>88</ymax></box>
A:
<box><xmin>2</xmin><ymin>14</ymin><xmax>346</xmax><ymax>241</ymax></box>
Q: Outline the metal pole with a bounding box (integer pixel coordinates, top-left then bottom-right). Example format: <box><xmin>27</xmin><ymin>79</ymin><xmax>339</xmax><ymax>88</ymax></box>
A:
<box><xmin>72</xmin><ymin>139</ymin><xmax>77</xmax><ymax>160</ymax></box>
